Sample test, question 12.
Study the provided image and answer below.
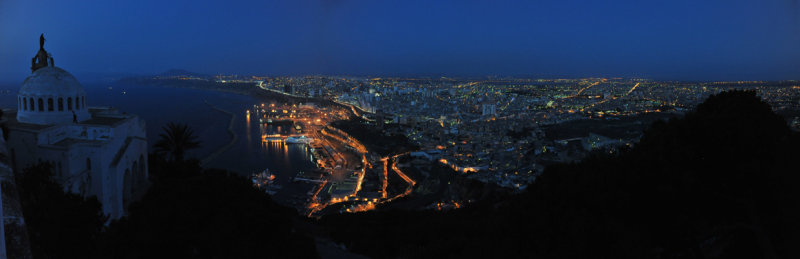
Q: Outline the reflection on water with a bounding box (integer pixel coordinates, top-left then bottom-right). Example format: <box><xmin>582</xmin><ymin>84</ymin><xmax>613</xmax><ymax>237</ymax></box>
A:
<box><xmin>231</xmin><ymin>108</ymin><xmax>318</xmax><ymax>205</ymax></box>
<box><xmin>194</xmin><ymin>92</ymin><xmax>317</xmax><ymax>182</ymax></box>
<box><xmin>245</xmin><ymin>111</ymin><xmax>251</xmax><ymax>144</ymax></box>
<box><xmin>262</xmin><ymin>141</ymin><xmax>311</xmax><ymax>165</ymax></box>
<box><xmin>82</xmin><ymin>83</ymin><xmax>317</xmax><ymax>179</ymax></box>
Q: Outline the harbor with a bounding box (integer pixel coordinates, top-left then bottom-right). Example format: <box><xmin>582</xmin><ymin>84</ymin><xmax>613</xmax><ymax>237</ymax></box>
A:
<box><xmin>72</xmin><ymin>81</ymin><xmax>415</xmax><ymax>217</ymax></box>
<box><xmin>244</xmin><ymin>101</ymin><xmax>416</xmax><ymax>216</ymax></box>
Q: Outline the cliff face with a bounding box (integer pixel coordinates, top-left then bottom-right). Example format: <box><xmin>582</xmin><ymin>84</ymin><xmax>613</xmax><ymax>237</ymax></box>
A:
<box><xmin>0</xmin><ymin>126</ymin><xmax>32</xmax><ymax>259</ymax></box>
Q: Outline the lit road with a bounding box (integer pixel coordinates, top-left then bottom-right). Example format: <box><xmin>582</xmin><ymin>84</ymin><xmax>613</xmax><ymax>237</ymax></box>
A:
<box><xmin>585</xmin><ymin>82</ymin><xmax>641</xmax><ymax>109</ymax></box>
<box><xmin>625</xmin><ymin>82</ymin><xmax>641</xmax><ymax>96</ymax></box>
<box><xmin>574</xmin><ymin>81</ymin><xmax>600</xmax><ymax>97</ymax></box>
<box><xmin>565</xmin><ymin>81</ymin><xmax>601</xmax><ymax>99</ymax></box>
<box><xmin>381</xmin><ymin>157</ymin><xmax>388</xmax><ymax>199</ymax></box>
<box><xmin>382</xmin><ymin>153</ymin><xmax>415</xmax><ymax>203</ymax></box>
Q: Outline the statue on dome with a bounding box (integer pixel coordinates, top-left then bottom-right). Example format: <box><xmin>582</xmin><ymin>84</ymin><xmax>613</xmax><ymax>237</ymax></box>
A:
<box><xmin>31</xmin><ymin>33</ymin><xmax>51</xmax><ymax>72</ymax></box>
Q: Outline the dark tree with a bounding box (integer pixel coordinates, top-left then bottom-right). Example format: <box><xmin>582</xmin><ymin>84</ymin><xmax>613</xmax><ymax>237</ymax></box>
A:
<box><xmin>16</xmin><ymin>163</ymin><xmax>106</xmax><ymax>259</ymax></box>
<box><xmin>154</xmin><ymin>122</ymin><xmax>201</xmax><ymax>162</ymax></box>
<box><xmin>98</xmin><ymin>166</ymin><xmax>318</xmax><ymax>258</ymax></box>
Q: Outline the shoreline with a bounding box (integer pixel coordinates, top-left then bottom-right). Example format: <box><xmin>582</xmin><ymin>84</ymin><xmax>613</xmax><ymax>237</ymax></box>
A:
<box><xmin>200</xmin><ymin>99</ymin><xmax>239</xmax><ymax>166</ymax></box>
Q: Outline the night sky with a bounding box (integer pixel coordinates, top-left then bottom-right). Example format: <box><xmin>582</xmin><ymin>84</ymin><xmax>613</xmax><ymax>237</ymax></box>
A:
<box><xmin>1</xmin><ymin>0</ymin><xmax>799</xmax><ymax>81</ymax></box>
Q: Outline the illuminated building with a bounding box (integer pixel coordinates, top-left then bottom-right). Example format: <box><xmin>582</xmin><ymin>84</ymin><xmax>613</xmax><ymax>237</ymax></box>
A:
<box><xmin>5</xmin><ymin>37</ymin><xmax>148</xmax><ymax>219</ymax></box>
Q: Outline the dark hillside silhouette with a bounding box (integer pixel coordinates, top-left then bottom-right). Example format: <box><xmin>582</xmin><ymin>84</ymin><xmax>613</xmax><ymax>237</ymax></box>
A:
<box><xmin>98</xmin><ymin>164</ymin><xmax>319</xmax><ymax>258</ymax></box>
<box><xmin>520</xmin><ymin>90</ymin><xmax>800</xmax><ymax>258</ymax></box>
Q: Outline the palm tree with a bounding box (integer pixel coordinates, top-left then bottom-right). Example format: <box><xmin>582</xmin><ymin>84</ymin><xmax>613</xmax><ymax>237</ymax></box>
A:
<box><xmin>154</xmin><ymin>122</ymin><xmax>201</xmax><ymax>162</ymax></box>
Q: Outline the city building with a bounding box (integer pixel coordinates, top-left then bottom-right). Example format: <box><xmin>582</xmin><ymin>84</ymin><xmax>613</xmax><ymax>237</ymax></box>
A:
<box><xmin>481</xmin><ymin>100</ymin><xmax>496</xmax><ymax>116</ymax></box>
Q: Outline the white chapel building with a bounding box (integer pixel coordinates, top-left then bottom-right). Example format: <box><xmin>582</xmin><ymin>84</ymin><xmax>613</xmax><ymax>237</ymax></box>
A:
<box><xmin>5</xmin><ymin>35</ymin><xmax>148</xmax><ymax>219</ymax></box>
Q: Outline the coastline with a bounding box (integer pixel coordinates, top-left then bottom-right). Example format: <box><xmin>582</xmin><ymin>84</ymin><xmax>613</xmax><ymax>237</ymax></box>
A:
<box><xmin>200</xmin><ymin>99</ymin><xmax>239</xmax><ymax>166</ymax></box>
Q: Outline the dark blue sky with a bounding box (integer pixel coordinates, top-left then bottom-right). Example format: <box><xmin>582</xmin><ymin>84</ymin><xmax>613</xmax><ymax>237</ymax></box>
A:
<box><xmin>1</xmin><ymin>0</ymin><xmax>799</xmax><ymax>81</ymax></box>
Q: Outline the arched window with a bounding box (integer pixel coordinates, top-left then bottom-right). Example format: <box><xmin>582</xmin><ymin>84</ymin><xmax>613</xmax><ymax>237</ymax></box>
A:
<box><xmin>58</xmin><ymin>98</ymin><xmax>64</xmax><ymax>111</ymax></box>
<box><xmin>76</xmin><ymin>95</ymin><xmax>80</xmax><ymax>109</ymax></box>
<box><xmin>38</xmin><ymin>98</ymin><xmax>44</xmax><ymax>111</ymax></box>
<box><xmin>29</xmin><ymin>98</ymin><xmax>35</xmax><ymax>111</ymax></box>
<box><xmin>22</xmin><ymin>97</ymin><xmax>26</xmax><ymax>111</ymax></box>
<box><xmin>67</xmin><ymin>98</ymin><xmax>72</xmax><ymax>110</ymax></box>
<box><xmin>47</xmin><ymin>98</ymin><xmax>54</xmax><ymax>111</ymax></box>
<box><xmin>86</xmin><ymin>158</ymin><xmax>91</xmax><ymax>171</ymax></box>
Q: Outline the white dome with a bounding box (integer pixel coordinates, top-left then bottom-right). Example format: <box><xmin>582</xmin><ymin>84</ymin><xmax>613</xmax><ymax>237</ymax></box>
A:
<box><xmin>16</xmin><ymin>66</ymin><xmax>91</xmax><ymax>125</ymax></box>
<box><xmin>19</xmin><ymin>66</ymin><xmax>85</xmax><ymax>97</ymax></box>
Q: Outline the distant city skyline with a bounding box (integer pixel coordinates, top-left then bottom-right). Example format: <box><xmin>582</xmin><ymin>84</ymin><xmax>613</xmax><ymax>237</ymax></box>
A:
<box><xmin>2</xmin><ymin>0</ymin><xmax>800</xmax><ymax>81</ymax></box>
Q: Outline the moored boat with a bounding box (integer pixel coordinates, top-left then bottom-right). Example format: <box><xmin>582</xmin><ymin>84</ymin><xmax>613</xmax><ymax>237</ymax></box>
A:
<box><xmin>286</xmin><ymin>135</ymin><xmax>313</xmax><ymax>144</ymax></box>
